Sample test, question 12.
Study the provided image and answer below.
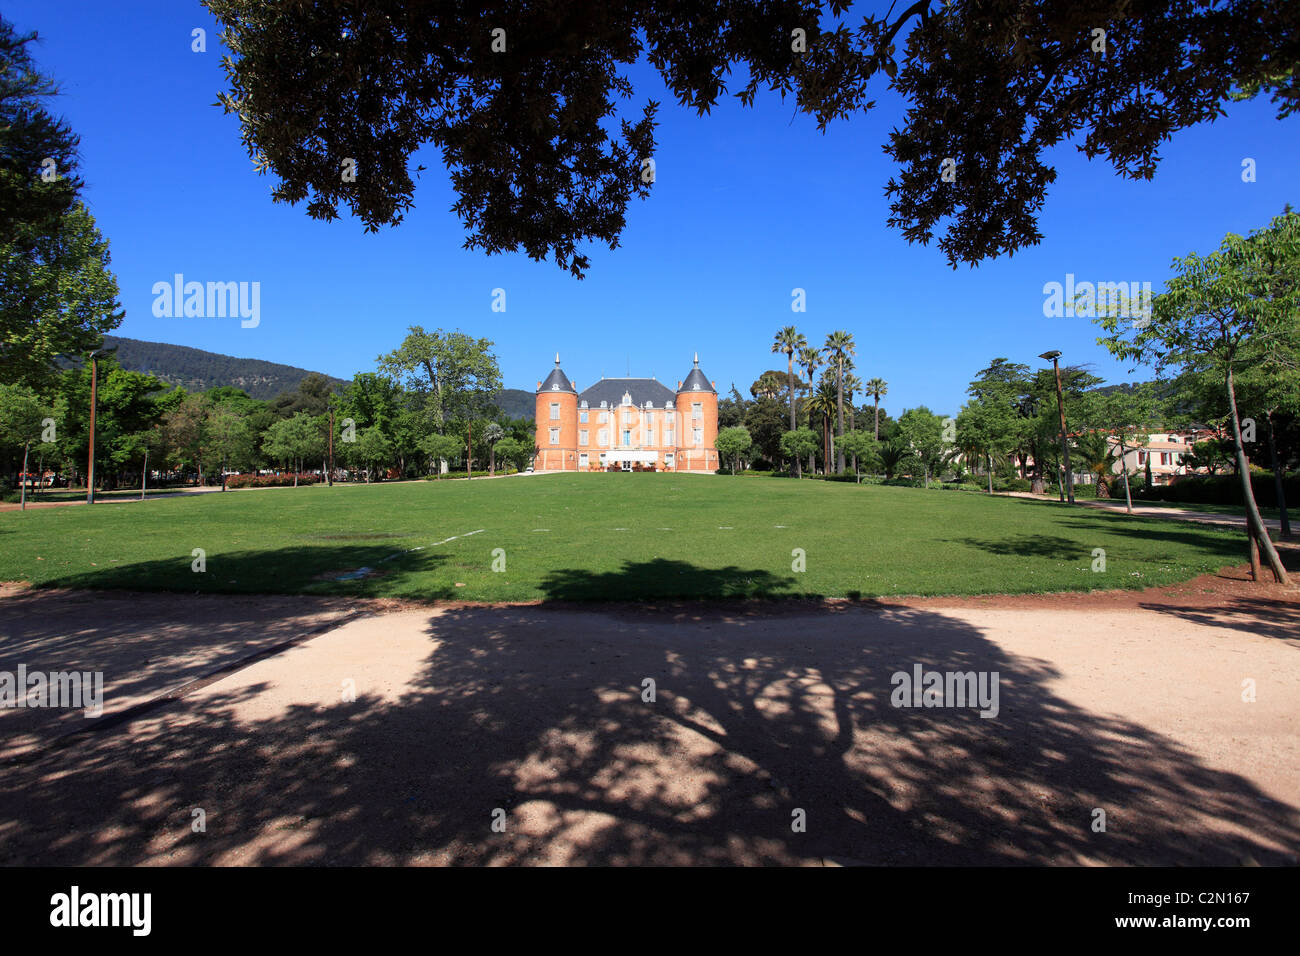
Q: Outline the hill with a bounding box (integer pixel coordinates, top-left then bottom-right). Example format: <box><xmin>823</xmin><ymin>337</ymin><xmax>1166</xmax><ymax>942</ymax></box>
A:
<box><xmin>99</xmin><ymin>336</ymin><xmax>536</xmax><ymax>416</ymax></box>
<box><xmin>100</xmin><ymin>336</ymin><xmax>346</xmax><ymax>400</ymax></box>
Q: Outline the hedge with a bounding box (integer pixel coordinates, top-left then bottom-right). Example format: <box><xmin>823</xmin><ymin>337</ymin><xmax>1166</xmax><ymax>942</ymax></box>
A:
<box><xmin>226</xmin><ymin>474</ymin><xmax>319</xmax><ymax>488</ymax></box>
<box><xmin>1133</xmin><ymin>472</ymin><xmax>1298</xmax><ymax>508</ymax></box>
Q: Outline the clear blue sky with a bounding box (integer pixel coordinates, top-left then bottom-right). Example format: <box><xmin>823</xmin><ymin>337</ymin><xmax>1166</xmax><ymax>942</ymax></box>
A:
<box><xmin>9</xmin><ymin>1</ymin><xmax>1298</xmax><ymax>416</ymax></box>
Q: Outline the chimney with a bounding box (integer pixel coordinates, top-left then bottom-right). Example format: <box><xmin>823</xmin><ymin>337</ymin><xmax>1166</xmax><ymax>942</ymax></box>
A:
<box><xmin>536</xmin><ymin>381</ymin><xmax>542</xmax><ymax>389</ymax></box>
<box><xmin>677</xmin><ymin>380</ymin><xmax>682</xmax><ymax>389</ymax></box>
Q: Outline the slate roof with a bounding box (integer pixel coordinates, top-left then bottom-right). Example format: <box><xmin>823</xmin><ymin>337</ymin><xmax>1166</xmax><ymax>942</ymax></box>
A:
<box><xmin>578</xmin><ymin>377</ymin><xmax>677</xmax><ymax>408</ymax></box>
<box><xmin>540</xmin><ymin>360</ymin><xmax>576</xmax><ymax>393</ymax></box>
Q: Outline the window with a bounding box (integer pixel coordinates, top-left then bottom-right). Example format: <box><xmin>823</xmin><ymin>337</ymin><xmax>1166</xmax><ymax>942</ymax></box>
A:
<box><xmin>1160</xmin><ymin>452</ymin><xmax>1170</xmax><ymax>466</ymax></box>
<box><xmin>644</xmin><ymin>430</ymin><xmax>653</xmax><ymax>445</ymax></box>
<box><xmin>598</xmin><ymin>411</ymin><xmax>608</xmax><ymax>424</ymax></box>
<box><xmin>549</xmin><ymin>428</ymin><xmax>560</xmax><ymax>445</ymax></box>
<box><xmin>549</xmin><ymin>403</ymin><xmax>560</xmax><ymax>421</ymax></box>
<box><xmin>622</xmin><ymin>410</ymin><xmax>631</xmax><ymax>425</ymax></box>
<box><xmin>623</xmin><ymin>430</ymin><xmax>632</xmax><ymax>447</ymax></box>
<box><xmin>692</xmin><ymin>402</ymin><xmax>703</xmax><ymax>421</ymax></box>
<box><xmin>693</xmin><ymin>428</ymin><xmax>703</xmax><ymax>446</ymax></box>
<box><xmin>666</xmin><ymin>430</ymin><xmax>675</xmax><ymax>446</ymax></box>
<box><xmin>598</xmin><ymin>429</ymin><xmax>608</xmax><ymax>447</ymax></box>
<box><xmin>579</xmin><ymin>410</ymin><xmax>588</xmax><ymax>423</ymax></box>
<box><xmin>579</xmin><ymin>430</ymin><xmax>589</xmax><ymax>446</ymax></box>
<box><xmin>1138</xmin><ymin>451</ymin><xmax>1147</xmax><ymax>464</ymax></box>
<box><xmin>579</xmin><ymin>453</ymin><xmax>588</xmax><ymax>469</ymax></box>
<box><xmin>665</xmin><ymin>453</ymin><xmax>675</xmax><ymax>469</ymax></box>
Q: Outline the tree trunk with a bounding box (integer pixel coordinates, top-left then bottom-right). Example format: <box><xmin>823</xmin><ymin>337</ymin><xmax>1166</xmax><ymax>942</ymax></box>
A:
<box><xmin>873</xmin><ymin>401</ymin><xmax>880</xmax><ymax>440</ymax></box>
<box><xmin>986</xmin><ymin>452</ymin><xmax>993</xmax><ymax>494</ymax></box>
<box><xmin>141</xmin><ymin>448</ymin><xmax>148</xmax><ymax>500</ymax></box>
<box><xmin>835</xmin><ymin>360</ymin><xmax>845</xmax><ymax>474</ymax></box>
<box><xmin>20</xmin><ymin>441</ymin><xmax>29</xmax><ymax>511</ymax></box>
<box><xmin>787</xmin><ymin>355</ymin><xmax>800</xmax><ymax>478</ymax></box>
<box><xmin>1227</xmin><ymin>367</ymin><xmax>1287</xmax><ymax>583</ymax></box>
<box><xmin>1118</xmin><ymin>438</ymin><xmax>1133</xmax><ymax>514</ymax></box>
<box><xmin>1266</xmin><ymin>411</ymin><xmax>1291</xmax><ymax>538</ymax></box>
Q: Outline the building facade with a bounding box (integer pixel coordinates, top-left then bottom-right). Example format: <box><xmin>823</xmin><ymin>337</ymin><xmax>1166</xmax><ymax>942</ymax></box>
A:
<box><xmin>534</xmin><ymin>354</ymin><xmax>718</xmax><ymax>472</ymax></box>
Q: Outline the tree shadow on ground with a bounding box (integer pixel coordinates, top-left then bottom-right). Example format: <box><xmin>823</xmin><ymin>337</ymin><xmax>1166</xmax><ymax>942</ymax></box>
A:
<box><xmin>1137</xmin><ymin>597</ymin><xmax>1300</xmax><ymax>643</ymax></box>
<box><xmin>538</xmin><ymin>559</ymin><xmax>801</xmax><ymax>601</ymax></box>
<box><xmin>0</xmin><ymin>546</ymin><xmax>450</xmax><ymax>756</ymax></box>
<box><xmin>2</xmin><ymin>559</ymin><xmax>1296</xmax><ymax>866</ymax></box>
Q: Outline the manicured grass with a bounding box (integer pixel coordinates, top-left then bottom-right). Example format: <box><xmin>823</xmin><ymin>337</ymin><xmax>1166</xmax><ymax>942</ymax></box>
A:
<box><xmin>0</xmin><ymin>474</ymin><xmax>1248</xmax><ymax>602</ymax></box>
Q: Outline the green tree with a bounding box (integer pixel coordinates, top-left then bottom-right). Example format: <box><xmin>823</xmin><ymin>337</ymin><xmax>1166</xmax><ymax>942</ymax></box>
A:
<box><xmin>378</xmin><ymin>327</ymin><xmax>501</xmax><ymax>471</ymax></box>
<box><xmin>779</xmin><ymin>427</ymin><xmax>818</xmax><ymax>475</ymax></box>
<box><xmin>0</xmin><ymin>382</ymin><xmax>49</xmax><ymax>507</ymax></box>
<box><xmin>204</xmin><ymin>2</ymin><xmax>1300</xmax><ymax>275</ymax></box>
<box><xmin>421</xmin><ymin>432</ymin><xmax>464</xmax><ymax>476</ymax></box>
<box><xmin>838</xmin><ymin>430</ymin><xmax>881</xmax><ymax>482</ymax></box>
<box><xmin>262</xmin><ymin>411</ymin><xmax>324</xmax><ymax>486</ymax></box>
<box><xmin>824</xmin><ymin>330</ymin><xmax>855</xmax><ymax>473</ymax></box>
<box><xmin>715</xmin><ymin>425</ymin><xmax>753</xmax><ymax>475</ymax></box>
<box><xmin>865</xmin><ymin>378</ymin><xmax>888</xmax><ymax>440</ymax></box>
<box><xmin>958</xmin><ymin>359</ymin><xmax>1029</xmax><ymax>494</ymax></box>
<box><xmin>772</xmin><ymin>326</ymin><xmax>806</xmax><ymax>475</ymax></box>
<box><xmin>1098</xmin><ymin>209</ymin><xmax>1299</xmax><ymax>582</ymax></box>
<box><xmin>344</xmin><ymin>426</ymin><xmax>393</xmax><ymax>482</ymax></box>
<box><xmin>483</xmin><ymin>421</ymin><xmax>505</xmax><ymax>476</ymax></box>
<box><xmin>0</xmin><ymin>202</ymin><xmax>122</xmax><ymax>392</ymax></box>
<box><xmin>897</xmin><ymin>406</ymin><xmax>947</xmax><ymax>488</ymax></box>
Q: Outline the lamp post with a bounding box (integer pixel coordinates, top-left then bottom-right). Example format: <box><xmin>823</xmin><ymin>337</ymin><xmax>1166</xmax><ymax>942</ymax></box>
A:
<box><xmin>1039</xmin><ymin>350</ymin><xmax>1074</xmax><ymax>504</ymax></box>
<box><xmin>86</xmin><ymin>348</ymin><xmax>105</xmax><ymax>504</ymax></box>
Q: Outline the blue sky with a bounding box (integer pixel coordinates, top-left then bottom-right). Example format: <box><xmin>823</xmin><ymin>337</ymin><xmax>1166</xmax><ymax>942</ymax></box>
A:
<box><xmin>9</xmin><ymin>1</ymin><xmax>1298</xmax><ymax>416</ymax></box>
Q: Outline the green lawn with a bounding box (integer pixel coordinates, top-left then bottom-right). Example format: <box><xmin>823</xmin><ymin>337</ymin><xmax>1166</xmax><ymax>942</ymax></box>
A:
<box><xmin>0</xmin><ymin>474</ymin><xmax>1248</xmax><ymax>602</ymax></box>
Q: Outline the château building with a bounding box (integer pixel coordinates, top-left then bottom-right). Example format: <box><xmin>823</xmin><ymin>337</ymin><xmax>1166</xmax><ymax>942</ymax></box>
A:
<box><xmin>533</xmin><ymin>354</ymin><xmax>719</xmax><ymax>472</ymax></box>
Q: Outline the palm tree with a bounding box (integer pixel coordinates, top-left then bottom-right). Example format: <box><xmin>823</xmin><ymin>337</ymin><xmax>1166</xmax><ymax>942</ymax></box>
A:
<box><xmin>772</xmin><ymin>326</ymin><xmax>806</xmax><ymax>476</ymax></box>
<box><xmin>798</xmin><ymin>345</ymin><xmax>822</xmax><ymax>473</ymax></box>
<box><xmin>808</xmin><ymin>377</ymin><xmax>838</xmax><ymax>473</ymax></box>
<box><xmin>867</xmin><ymin>377</ymin><xmax>888</xmax><ymax>440</ymax></box>
<box><xmin>484</xmin><ymin>421</ymin><xmax>505</xmax><ymax>476</ymax></box>
<box><xmin>824</xmin><ymin>331</ymin><xmax>856</xmax><ymax>473</ymax></box>
<box><xmin>843</xmin><ymin>372</ymin><xmax>863</xmax><ymax>471</ymax></box>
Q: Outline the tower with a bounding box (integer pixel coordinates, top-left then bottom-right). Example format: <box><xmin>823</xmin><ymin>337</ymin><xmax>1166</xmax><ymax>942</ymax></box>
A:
<box><xmin>674</xmin><ymin>353</ymin><xmax>718</xmax><ymax>472</ymax></box>
<box><xmin>535</xmin><ymin>354</ymin><xmax>578</xmax><ymax>471</ymax></box>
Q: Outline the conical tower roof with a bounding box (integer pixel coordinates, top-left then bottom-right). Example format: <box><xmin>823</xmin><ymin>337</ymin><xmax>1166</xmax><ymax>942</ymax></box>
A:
<box><xmin>679</xmin><ymin>353</ymin><xmax>714</xmax><ymax>393</ymax></box>
<box><xmin>539</xmin><ymin>353</ymin><xmax>576</xmax><ymax>393</ymax></box>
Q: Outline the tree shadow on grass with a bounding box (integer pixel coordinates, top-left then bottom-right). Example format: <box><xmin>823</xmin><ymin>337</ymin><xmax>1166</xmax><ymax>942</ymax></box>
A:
<box><xmin>538</xmin><ymin>559</ymin><xmax>802</xmax><ymax>601</ymax></box>
<box><xmin>23</xmin><ymin>544</ymin><xmax>454</xmax><ymax>599</ymax></box>
<box><xmin>2</xmin><ymin>559</ymin><xmax>1297</xmax><ymax>865</ymax></box>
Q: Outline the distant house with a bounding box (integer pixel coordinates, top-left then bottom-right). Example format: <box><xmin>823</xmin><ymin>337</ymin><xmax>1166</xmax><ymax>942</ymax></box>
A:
<box><xmin>533</xmin><ymin>354</ymin><xmax>719</xmax><ymax>472</ymax></box>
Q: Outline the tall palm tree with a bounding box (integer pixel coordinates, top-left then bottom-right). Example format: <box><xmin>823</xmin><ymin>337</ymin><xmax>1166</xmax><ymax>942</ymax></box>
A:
<box><xmin>484</xmin><ymin>421</ymin><xmax>505</xmax><ymax>476</ymax></box>
<box><xmin>798</xmin><ymin>346</ymin><xmax>822</xmax><ymax>473</ymax></box>
<box><xmin>772</xmin><ymin>326</ymin><xmax>806</xmax><ymax>476</ymax></box>
<box><xmin>808</xmin><ymin>377</ymin><xmax>838</xmax><ymax>473</ymax></box>
<box><xmin>867</xmin><ymin>377</ymin><xmax>888</xmax><ymax>440</ymax></box>
<box><xmin>843</xmin><ymin>372</ymin><xmax>863</xmax><ymax>471</ymax></box>
<box><xmin>824</xmin><ymin>331</ymin><xmax>856</xmax><ymax>473</ymax></box>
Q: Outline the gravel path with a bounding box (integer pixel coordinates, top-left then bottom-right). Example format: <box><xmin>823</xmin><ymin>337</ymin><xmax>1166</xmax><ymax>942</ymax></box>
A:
<box><xmin>1</xmin><ymin>571</ymin><xmax>1296</xmax><ymax>866</ymax></box>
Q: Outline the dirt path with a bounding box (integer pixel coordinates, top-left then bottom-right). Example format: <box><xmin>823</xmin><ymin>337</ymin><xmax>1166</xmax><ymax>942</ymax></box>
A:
<box><xmin>1</xmin><ymin>574</ymin><xmax>1296</xmax><ymax>866</ymax></box>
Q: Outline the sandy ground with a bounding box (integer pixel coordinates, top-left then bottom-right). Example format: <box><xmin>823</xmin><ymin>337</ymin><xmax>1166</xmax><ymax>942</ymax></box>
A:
<box><xmin>1</xmin><ymin>568</ymin><xmax>1297</xmax><ymax>866</ymax></box>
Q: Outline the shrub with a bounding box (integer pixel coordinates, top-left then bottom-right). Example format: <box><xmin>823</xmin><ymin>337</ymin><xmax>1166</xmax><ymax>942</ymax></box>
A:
<box><xmin>1132</xmin><ymin>472</ymin><xmax>1298</xmax><ymax>507</ymax></box>
<box><xmin>226</xmin><ymin>473</ymin><xmax>319</xmax><ymax>489</ymax></box>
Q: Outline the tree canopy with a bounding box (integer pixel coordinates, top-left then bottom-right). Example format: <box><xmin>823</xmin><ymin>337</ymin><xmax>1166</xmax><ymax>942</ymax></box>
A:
<box><xmin>205</xmin><ymin>0</ymin><xmax>1299</xmax><ymax>276</ymax></box>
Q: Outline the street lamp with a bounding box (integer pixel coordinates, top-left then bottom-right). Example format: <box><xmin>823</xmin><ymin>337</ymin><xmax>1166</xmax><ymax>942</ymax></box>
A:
<box><xmin>1039</xmin><ymin>350</ymin><xmax>1074</xmax><ymax>504</ymax></box>
<box><xmin>86</xmin><ymin>347</ymin><xmax>106</xmax><ymax>505</ymax></box>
